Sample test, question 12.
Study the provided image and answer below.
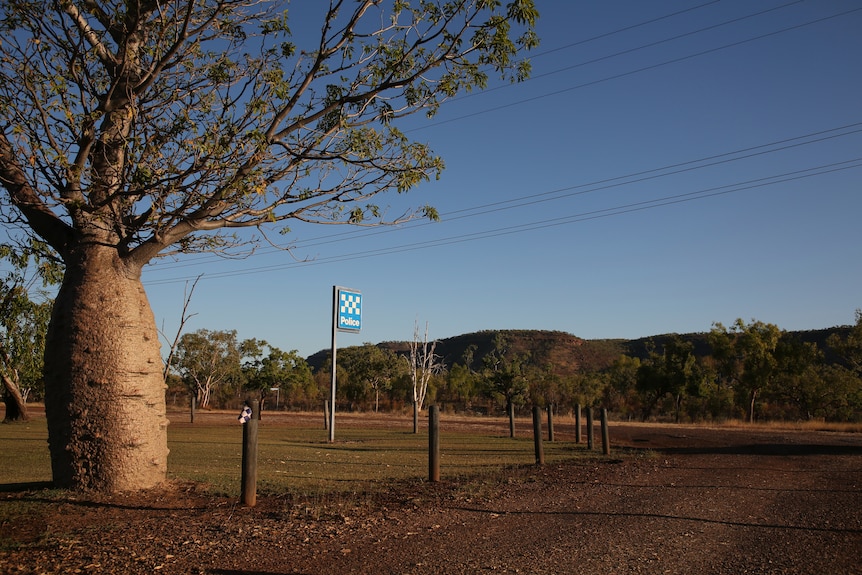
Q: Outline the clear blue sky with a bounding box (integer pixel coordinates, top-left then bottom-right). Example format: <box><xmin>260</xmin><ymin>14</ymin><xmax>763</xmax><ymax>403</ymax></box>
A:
<box><xmin>143</xmin><ymin>0</ymin><xmax>862</xmax><ymax>358</ymax></box>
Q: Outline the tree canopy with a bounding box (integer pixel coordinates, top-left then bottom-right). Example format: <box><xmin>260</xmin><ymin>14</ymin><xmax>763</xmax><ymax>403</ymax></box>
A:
<box><xmin>241</xmin><ymin>338</ymin><xmax>315</xmax><ymax>406</ymax></box>
<box><xmin>172</xmin><ymin>328</ymin><xmax>241</xmax><ymax>409</ymax></box>
<box><xmin>0</xmin><ymin>0</ymin><xmax>539</xmax><ymax>263</ymax></box>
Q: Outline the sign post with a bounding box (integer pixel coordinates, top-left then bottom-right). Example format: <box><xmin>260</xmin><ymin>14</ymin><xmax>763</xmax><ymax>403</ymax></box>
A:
<box><xmin>330</xmin><ymin>286</ymin><xmax>361</xmax><ymax>442</ymax></box>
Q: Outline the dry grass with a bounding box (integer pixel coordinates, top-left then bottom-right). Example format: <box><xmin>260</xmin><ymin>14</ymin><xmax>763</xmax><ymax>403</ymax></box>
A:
<box><xmin>709</xmin><ymin>418</ymin><xmax>862</xmax><ymax>433</ymax></box>
<box><xmin>4</xmin><ymin>408</ymin><xmax>858</xmax><ymax>498</ymax></box>
<box><xmin>1</xmin><ymin>409</ymin><xmax>589</xmax><ymax>496</ymax></box>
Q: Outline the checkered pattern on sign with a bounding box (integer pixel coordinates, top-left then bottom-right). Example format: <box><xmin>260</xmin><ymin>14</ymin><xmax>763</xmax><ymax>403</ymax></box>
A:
<box><xmin>340</xmin><ymin>293</ymin><xmax>361</xmax><ymax>317</ymax></box>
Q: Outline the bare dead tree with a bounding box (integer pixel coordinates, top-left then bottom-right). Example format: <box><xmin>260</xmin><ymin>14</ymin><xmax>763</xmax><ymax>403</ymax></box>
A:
<box><xmin>409</xmin><ymin>320</ymin><xmax>445</xmax><ymax>433</ymax></box>
<box><xmin>161</xmin><ymin>275</ymin><xmax>202</xmax><ymax>381</ymax></box>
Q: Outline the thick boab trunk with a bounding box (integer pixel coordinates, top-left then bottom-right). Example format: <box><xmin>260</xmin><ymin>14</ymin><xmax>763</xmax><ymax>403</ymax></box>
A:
<box><xmin>44</xmin><ymin>246</ymin><xmax>169</xmax><ymax>492</ymax></box>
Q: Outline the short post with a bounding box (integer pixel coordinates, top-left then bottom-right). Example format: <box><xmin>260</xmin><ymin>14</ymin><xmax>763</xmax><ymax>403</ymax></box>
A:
<box><xmin>508</xmin><ymin>402</ymin><xmax>516</xmax><ymax>438</ymax></box>
<box><xmin>324</xmin><ymin>400</ymin><xmax>330</xmax><ymax>430</ymax></box>
<box><xmin>189</xmin><ymin>394</ymin><xmax>196</xmax><ymax>424</ymax></box>
<box><xmin>547</xmin><ymin>404</ymin><xmax>554</xmax><ymax>442</ymax></box>
<box><xmin>575</xmin><ymin>404</ymin><xmax>582</xmax><ymax>444</ymax></box>
<box><xmin>532</xmin><ymin>405</ymin><xmax>545</xmax><ymax>465</ymax></box>
<box><xmin>429</xmin><ymin>405</ymin><xmax>440</xmax><ymax>482</ymax></box>
<box><xmin>241</xmin><ymin>400</ymin><xmax>259</xmax><ymax>507</ymax></box>
<box><xmin>601</xmin><ymin>408</ymin><xmax>611</xmax><ymax>455</ymax></box>
<box><xmin>586</xmin><ymin>407</ymin><xmax>594</xmax><ymax>451</ymax></box>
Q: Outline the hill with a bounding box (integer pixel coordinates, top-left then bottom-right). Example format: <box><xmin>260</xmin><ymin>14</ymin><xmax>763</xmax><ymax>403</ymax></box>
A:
<box><xmin>307</xmin><ymin>325</ymin><xmax>853</xmax><ymax>376</ymax></box>
<box><xmin>307</xmin><ymin>330</ymin><xmax>608</xmax><ymax>376</ymax></box>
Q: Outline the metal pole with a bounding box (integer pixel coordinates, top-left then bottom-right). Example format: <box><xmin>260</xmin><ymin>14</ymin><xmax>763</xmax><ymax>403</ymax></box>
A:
<box><xmin>329</xmin><ymin>286</ymin><xmax>338</xmax><ymax>442</ymax></box>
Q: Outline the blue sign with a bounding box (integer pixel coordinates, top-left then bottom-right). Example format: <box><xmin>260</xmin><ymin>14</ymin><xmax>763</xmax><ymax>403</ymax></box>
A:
<box><xmin>337</xmin><ymin>288</ymin><xmax>362</xmax><ymax>332</ymax></box>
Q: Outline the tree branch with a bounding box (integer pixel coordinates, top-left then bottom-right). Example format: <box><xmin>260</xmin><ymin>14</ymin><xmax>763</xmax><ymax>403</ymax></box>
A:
<box><xmin>60</xmin><ymin>0</ymin><xmax>118</xmax><ymax>69</ymax></box>
<box><xmin>0</xmin><ymin>131</ymin><xmax>75</xmax><ymax>257</ymax></box>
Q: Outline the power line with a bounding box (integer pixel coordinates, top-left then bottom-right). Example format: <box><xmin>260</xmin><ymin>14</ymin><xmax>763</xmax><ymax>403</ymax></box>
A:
<box><xmin>457</xmin><ymin>0</ymin><xmax>804</xmax><ymax>102</ymax></box>
<box><xmin>410</xmin><ymin>6</ymin><xmax>862</xmax><ymax>132</ymax></box>
<box><xmin>439</xmin><ymin>127</ymin><xmax>862</xmax><ymax>220</ymax></box>
<box><xmin>528</xmin><ymin>0</ymin><xmax>723</xmax><ymax>60</ymax></box>
<box><xmin>144</xmin><ymin>121</ymin><xmax>862</xmax><ymax>273</ymax></box>
<box><xmin>144</xmin><ymin>157</ymin><xmax>862</xmax><ymax>285</ymax></box>
<box><xmin>142</xmin><ymin>6</ymin><xmax>862</xmax><ymax>277</ymax></box>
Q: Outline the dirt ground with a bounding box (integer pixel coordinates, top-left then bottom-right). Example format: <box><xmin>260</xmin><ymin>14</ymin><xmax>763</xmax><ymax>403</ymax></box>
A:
<box><xmin>2</xmin><ymin>414</ymin><xmax>861</xmax><ymax>575</ymax></box>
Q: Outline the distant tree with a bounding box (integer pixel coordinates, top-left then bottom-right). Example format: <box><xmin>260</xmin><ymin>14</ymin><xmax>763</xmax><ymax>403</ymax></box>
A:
<box><xmin>820</xmin><ymin>310</ymin><xmax>862</xmax><ymax>421</ymax></box>
<box><xmin>527</xmin><ymin>364</ymin><xmax>562</xmax><ymax>410</ymax></box>
<box><xmin>437</xmin><ymin>344</ymin><xmax>484</xmax><ymax>410</ymax></box>
<box><xmin>241</xmin><ymin>339</ymin><xmax>313</xmax><ymax>409</ymax></box>
<box><xmin>0</xmin><ymin>240</ymin><xmax>59</xmax><ymax>422</ymax></box>
<box><xmin>0</xmin><ymin>0</ymin><xmax>537</xmax><ymax>491</ymax></box>
<box><xmin>828</xmin><ymin>310</ymin><xmax>862</xmax><ymax>380</ymax></box>
<box><xmin>442</xmin><ymin>363</ymin><xmax>481</xmax><ymax>410</ymax></box>
<box><xmin>408</xmin><ymin>321</ymin><xmax>444</xmax><ymax>431</ymax></box>
<box><xmin>315</xmin><ymin>357</ymin><xmax>348</xmax><ymax>412</ymax></box>
<box><xmin>461</xmin><ymin>344</ymin><xmax>479</xmax><ymax>373</ymax></box>
<box><xmin>636</xmin><ymin>336</ymin><xmax>705</xmax><ymax>422</ymax></box>
<box><xmin>679</xmin><ymin>356</ymin><xmax>723</xmax><ymax>421</ymax></box>
<box><xmin>483</xmin><ymin>333</ymin><xmax>528</xmax><ymax>437</ymax></box>
<box><xmin>172</xmin><ymin>329</ymin><xmax>241</xmax><ymax>409</ymax></box>
<box><xmin>768</xmin><ymin>334</ymin><xmax>822</xmax><ymax>419</ymax></box>
<box><xmin>568</xmin><ymin>371</ymin><xmax>607</xmax><ymax>410</ymax></box>
<box><xmin>710</xmin><ymin>319</ymin><xmax>781</xmax><ymax>422</ymax></box>
<box><xmin>338</xmin><ymin>344</ymin><xmax>403</xmax><ymax>412</ymax></box>
<box><xmin>817</xmin><ymin>365</ymin><xmax>862</xmax><ymax>422</ymax></box>
<box><xmin>603</xmin><ymin>355</ymin><xmax>641</xmax><ymax>417</ymax></box>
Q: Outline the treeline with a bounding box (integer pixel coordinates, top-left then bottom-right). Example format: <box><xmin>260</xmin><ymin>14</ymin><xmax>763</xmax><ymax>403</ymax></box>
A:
<box><xmin>163</xmin><ymin>313</ymin><xmax>862</xmax><ymax>424</ymax></box>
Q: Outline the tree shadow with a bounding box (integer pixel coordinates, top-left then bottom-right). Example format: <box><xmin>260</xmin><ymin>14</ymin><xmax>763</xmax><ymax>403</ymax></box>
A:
<box><xmin>0</xmin><ymin>481</ymin><xmax>212</xmax><ymax>511</ymax></box>
<box><xmin>208</xmin><ymin>571</ymin><xmax>312</xmax><ymax>575</ymax></box>
<box><xmin>0</xmin><ymin>481</ymin><xmax>53</xmax><ymax>492</ymax></box>
<box><xmin>452</xmin><ymin>506</ymin><xmax>862</xmax><ymax>534</ymax></box>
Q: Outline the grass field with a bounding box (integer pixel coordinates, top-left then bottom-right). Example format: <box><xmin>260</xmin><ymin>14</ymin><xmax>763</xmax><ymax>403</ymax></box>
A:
<box><xmin>0</xmin><ymin>409</ymin><xmax>594</xmax><ymax>497</ymax></box>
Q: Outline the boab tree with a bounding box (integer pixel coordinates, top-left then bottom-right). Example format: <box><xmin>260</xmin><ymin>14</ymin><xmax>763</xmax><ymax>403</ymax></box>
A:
<box><xmin>0</xmin><ymin>0</ymin><xmax>538</xmax><ymax>491</ymax></box>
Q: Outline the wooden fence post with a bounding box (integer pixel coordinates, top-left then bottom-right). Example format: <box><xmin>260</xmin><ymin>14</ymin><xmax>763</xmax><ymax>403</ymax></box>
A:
<box><xmin>429</xmin><ymin>405</ymin><xmax>440</xmax><ymax>482</ymax></box>
<box><xmin>575</xmin><ymin>404</ymin><xmax>582</xmax><ymax>444</ymax></box>
<box><xmin>601</xmin><ymin>408</ymin><xmax>611</xmax><ymax>455</ymax></box>
<box><xmin>532</xmin><ymin>406</ymin><xmax>545</xmax><ymax>465</ymax></box>
<box><xmin>241</xmin><ymin>400</ymin><xmax>259</xmax><ymax>507</ymax></box>
<box><xmin>586</xmin><ymin>407</ymin><xmax>594</xmax><ymax>451</ymax></box>
<box><xmin>547</xmin><ymin>404</ymin><xmax>554</xmax><ymax>442</ymax></box>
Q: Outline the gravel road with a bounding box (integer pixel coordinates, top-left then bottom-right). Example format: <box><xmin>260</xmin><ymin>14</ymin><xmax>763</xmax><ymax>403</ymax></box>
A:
<box><xmin>2</xmin><ymin>421</ymin><xmax>860</xmax><ymax>575</ymax></box>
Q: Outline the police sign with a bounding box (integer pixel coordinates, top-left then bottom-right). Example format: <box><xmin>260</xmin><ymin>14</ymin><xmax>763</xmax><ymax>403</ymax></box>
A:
<box><xmin>337</xmin><ymin>288</ymin><xmax>362</xmax><ymax>332</ymax></box>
